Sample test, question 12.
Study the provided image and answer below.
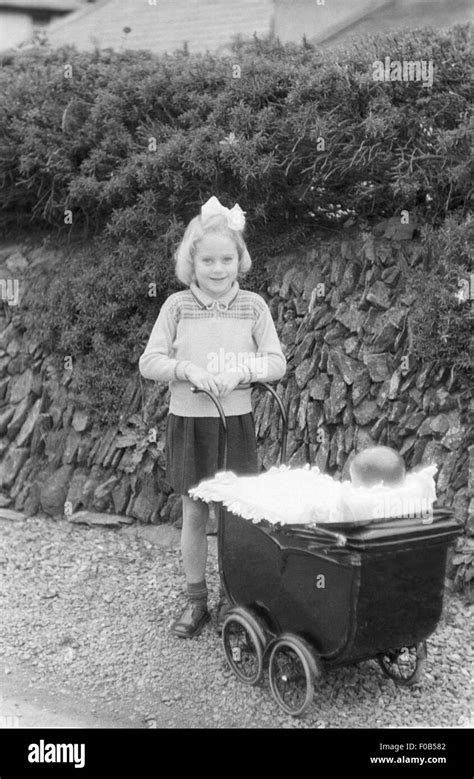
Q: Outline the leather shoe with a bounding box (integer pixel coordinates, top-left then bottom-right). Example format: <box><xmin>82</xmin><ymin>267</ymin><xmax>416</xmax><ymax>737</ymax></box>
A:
<box><xmin>170</xmin><ymin>601</ymin><xmax>210</xmax><ymax>639</ymax></box>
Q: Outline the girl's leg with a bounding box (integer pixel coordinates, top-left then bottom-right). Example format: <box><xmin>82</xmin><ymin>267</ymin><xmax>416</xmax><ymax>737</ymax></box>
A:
<box><xmin>181</xmin><ymin>494</ymin><xmax>208</xmax><ymax>583</ymax></box>
<box><xmin>170</xmin><ymin>495</ymin><xmax>210</xmax><ymax>638</ymax></box>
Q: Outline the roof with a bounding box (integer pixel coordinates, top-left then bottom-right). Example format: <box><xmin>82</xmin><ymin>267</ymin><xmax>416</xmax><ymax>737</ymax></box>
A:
<box><xmin>273</xmin><ymin>0</ymin><xmax>392</xmax><ymax>45</ymax></box>
<box><xmin>25</xmin><ymin>0</ymin><xmax>472</xmax><ymax>54</ymax></box>
<box><xmin>323</xmin><ymin>0</ymin><xmax>474</xmax><ymax>45</ymax></box>
<box><xmin>46</xmin><ymin>0</ymin><xmax>274</xmax><ymax>54</ymax></box>
<box><xmin>0</xmin><ymin>0</ymin><xmax>78</xmax><ymax>11</ymax></box>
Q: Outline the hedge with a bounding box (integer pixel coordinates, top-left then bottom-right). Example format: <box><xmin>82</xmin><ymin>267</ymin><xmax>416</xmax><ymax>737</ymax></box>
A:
<box><xmin>0</xmin><ymin>26</ymin><xmax>471</xmax><ymax>423</ymax></box>
<box><xmin>1</xmin><ymin>26</ymin><xmax>472</xmax><ymax>235</ymax></box>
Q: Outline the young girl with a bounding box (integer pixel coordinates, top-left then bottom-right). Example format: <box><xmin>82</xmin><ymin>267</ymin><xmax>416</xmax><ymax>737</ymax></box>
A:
<box><xmin>139</xmin><ymin>196</ymin><xmax>286</xmax><ymax>639</ymax></box>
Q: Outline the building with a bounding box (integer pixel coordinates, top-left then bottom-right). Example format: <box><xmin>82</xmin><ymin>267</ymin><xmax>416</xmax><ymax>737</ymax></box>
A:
<box><xmin>323</xmin><ymin>0</ymin><xmax>473</xmax><ymax>46</ymax></box>
<box><xmin>45</xmin><ymin>0</ymin><xmax>277</xmax><ymax>54</ymax></box>
<box><xmin>0</xmin><ymin>0</ymin><xmax>80</xmax><ymax>49</ymax></box>
<box><xmin>3</xmin><ymin>0</ymin><xmax>472</xmax><ymax>54</ymax></box>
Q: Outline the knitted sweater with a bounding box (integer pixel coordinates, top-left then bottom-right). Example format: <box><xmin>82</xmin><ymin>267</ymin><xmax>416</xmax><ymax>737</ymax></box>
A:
<box><xmin>139</xmin><ymin>281</ymin><xmax>286</xmax><ymax>417</ymax></box>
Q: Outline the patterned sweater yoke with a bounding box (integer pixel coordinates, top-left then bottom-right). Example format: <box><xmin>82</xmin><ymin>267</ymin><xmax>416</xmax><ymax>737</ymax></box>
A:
<box><xmin>138</xmin><ymin>281</ymin><xmax>286</xmax><ymax>417</ymax></box>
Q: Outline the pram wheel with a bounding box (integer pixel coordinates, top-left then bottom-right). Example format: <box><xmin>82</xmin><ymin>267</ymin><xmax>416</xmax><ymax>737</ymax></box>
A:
<box><xmin>268</xmin><ymin>634</ymin><xmax>321</xmax><ymax>717</ymax></box>
<box><xmin>377</xmin><ymin>641</ymin><xmax>427</xmax><ymax>686</ymax></box>
<box><xmin>222</xmin><ymin>607</ymin><xmax>267</xmax><ymax>686</ymax></box>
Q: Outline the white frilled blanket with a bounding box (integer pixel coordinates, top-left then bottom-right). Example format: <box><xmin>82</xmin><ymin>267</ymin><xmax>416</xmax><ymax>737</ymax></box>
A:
<box><xmin>189</xmin><ymin>464</ymin><xmax>438</xmax><ymax>526</ymax></box>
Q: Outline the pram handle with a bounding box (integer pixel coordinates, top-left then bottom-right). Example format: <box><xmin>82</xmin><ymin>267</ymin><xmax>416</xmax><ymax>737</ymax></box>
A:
<box><xmin>190</xmin><ymin>382</ymin><xmax>287</xmax><ymax>468</ymax></box>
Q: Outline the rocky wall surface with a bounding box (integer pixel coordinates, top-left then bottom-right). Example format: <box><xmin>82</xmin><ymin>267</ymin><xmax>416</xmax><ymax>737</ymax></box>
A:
<box><xmin>0</xmin><ymin>242</ymin><xmax>178</xmax><ymax>526</ymax></box>
<box><xmin>0</xmin><ymin>233</ymin><xmax>471</xmax><ymax>539</ymax></box>
<box><xmin>254</xmin><ymin>235</ymin><xmax>471</xmax><ymax>533</ymax></box>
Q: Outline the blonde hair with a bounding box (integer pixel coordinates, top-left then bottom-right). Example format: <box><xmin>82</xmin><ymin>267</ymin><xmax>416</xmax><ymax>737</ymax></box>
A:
<box><xmin>174</xmin><ymin>213</ymin><xmax>252</xmax><ymax>286</ymax></box>
<box><xmin>350</xmin><ymin>446</ymin><xmax>406</xmax><ymax>487</ymax></box>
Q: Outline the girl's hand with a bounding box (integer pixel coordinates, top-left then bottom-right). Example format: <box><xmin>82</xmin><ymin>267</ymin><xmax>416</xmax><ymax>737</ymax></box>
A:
<box><xmin>213</xmin><ymin>370</ymin><xmax>245</xmax><ymax>398</ymax></box>
<box><xmin>185</xmin><ymin>364</ymin><xmax>220</xmax><ymax>396</ymax></box>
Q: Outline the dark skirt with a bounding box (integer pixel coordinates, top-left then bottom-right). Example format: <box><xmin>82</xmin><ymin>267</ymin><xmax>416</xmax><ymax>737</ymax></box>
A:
<box><xmin>166</xmin><ymin>413</ymin><xmax>259</xmax><ymax>495</ymax></box>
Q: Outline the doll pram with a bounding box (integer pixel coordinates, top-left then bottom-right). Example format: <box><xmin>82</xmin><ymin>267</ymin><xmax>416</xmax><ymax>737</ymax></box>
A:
<box><xmin>191</xmin><ymin>384</ymin><xmax>463</xmax><ymax>717</ymax></box>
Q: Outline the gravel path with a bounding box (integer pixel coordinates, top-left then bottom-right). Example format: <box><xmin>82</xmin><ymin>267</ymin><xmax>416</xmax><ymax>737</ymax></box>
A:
<box><xmin>0</xmin><ymin>513</ymin><xmax>472</xmax><ymax>729</ymax></box>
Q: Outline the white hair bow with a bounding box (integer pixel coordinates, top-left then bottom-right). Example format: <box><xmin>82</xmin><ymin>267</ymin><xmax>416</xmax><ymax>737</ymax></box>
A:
<box><xmin>200</xmin><ymin>196</ymin><xmax>246</xmax><ymax>231</ymax></box>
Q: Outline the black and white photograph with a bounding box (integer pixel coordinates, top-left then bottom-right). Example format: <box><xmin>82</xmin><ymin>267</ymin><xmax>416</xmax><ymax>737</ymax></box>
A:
<box><xmin>0</xmin><ymin>0</ymin><xmax>472</xmax><ymax>768</ymax></box>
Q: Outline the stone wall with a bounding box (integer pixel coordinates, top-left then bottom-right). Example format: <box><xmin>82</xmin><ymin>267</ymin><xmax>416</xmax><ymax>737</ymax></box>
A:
<box><xmin>0</xmin><ymin>241</ymin><xmax>178</xmax><ymax>525</ymax></box>
<box><xmin>254</xmin><ymin>236</ymin><xmax>471</xmax><ymax>534</ymax></box>
<box><xmin>0</xmin><ymin>232</ymin><xmax>471</xmax><ymax>541</ymax></box>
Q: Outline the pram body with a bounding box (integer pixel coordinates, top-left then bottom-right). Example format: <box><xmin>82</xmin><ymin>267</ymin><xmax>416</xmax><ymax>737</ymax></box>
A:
<box><xmin>219</xmin><ymin>508</ymin><xmax>460</xmax><ymax>664</ymax></box>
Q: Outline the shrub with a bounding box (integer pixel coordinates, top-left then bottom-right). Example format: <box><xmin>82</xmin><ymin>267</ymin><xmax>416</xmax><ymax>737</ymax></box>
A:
<box><xmin>2</xmin><ymin>26</ymin><xmax>471</xmax><ymax>424</ymax></box>
<box><xmin>407</xmin><ymin>214</ymin><xmax>473</xmax><ymax>387</ymax></box>
<box><xmin>1</xmin><ymin>26</ymin><xmax>471</xmax><ymax>236</ymax></box>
